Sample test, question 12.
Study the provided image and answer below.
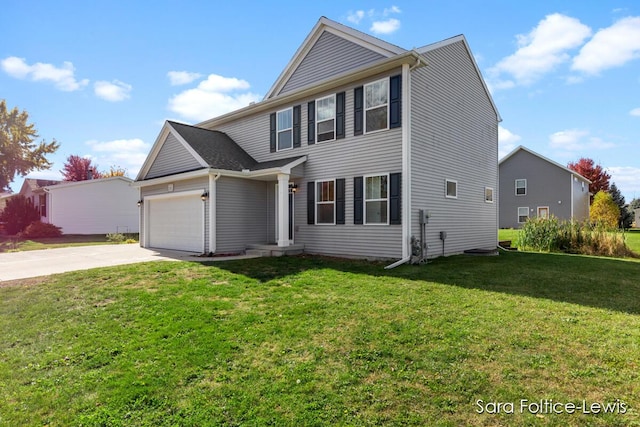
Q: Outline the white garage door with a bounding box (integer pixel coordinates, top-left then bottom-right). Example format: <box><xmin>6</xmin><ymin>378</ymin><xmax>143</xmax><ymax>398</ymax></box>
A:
<box><xmin>148</xmin><ymin>194</ymin><xmax>203</xmax><ymax>252</ymax></box>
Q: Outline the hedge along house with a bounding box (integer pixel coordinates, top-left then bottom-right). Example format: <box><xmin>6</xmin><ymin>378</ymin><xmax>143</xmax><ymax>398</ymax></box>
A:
<box><xmin>134</xmin><ymin>17</ymin><xmax>501</xmax><ymax>262</ymax></box>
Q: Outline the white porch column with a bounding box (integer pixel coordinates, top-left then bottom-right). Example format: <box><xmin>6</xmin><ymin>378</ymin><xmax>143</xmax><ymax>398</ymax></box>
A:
<box><xmin>277</xmin><ymin>173</ymin><xmax>290</xmax><ymax>247</ymax></box>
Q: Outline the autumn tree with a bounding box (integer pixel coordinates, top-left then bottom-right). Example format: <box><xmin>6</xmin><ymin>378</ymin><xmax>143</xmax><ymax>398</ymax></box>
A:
<box><xmin>61</xmin><ymin>155</ymin><xmax>102</xmax><ymax>181</ymax></box>
<box><xmin>590</xmin><ymin>191</ymin><xmax>620</xmax><ymax>229</ymax></box>
<box><xmin>609</xmin><ymin>183</ymin><xmax>633</xmax><ymax>229</ymax></box>
<box><xmin>103</xmin><ymin>165</ymin><xmax>127</xmax><ymax>177</ymax></box>
<box><xmin>0</xmin><ymin>195</ymin><xmax>40</xmax><ymax>235</ymax></box>
<box><xmin>567</xmin><ymin>157</ymin><xmax>611</xmax><ymax>203</ymax></box>
<box><xmin>0</xmin><ymin>100</ymin><xmax>59</xmax><ymax>191</ymax></box>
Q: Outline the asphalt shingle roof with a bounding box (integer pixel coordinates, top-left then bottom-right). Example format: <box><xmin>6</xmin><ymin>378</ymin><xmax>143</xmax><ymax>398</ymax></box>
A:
<box><xmin>168</xmin><ymin>121</ymin><xmax>304</xmax><ymax>172</ymax></box>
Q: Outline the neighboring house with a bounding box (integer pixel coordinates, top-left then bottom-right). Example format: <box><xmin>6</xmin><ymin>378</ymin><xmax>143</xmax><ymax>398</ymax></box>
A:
<box><xmin>0</xmin><ymin>191</ymin><xmax>15</xmax><ymax>214</ymax></box>
<box><xmin>634</xmin><ymin>208</ymin><xmax>640</xmax><ymax>228</ymax></box>
<box><xmin>499</xmin><ymin>146</ymin><xmax>590</xmax><ymax>229</ymax></box>
<box><xmin>42</xmin><ymin>176</ymin><xmax>139</xmax><ymax>234</ymax></box>
<box><xmin>17</xmin><ymin>178</ymin><xmax>61</xmax><ymax>221</ymax></box>
<box><xmin>134</xmin><ymin>17</ymin><xmax>501</xmax><ymax>260</ymax></box>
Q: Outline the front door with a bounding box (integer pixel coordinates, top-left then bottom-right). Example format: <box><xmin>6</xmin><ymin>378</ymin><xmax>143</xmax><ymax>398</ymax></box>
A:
<box><xmin>537</xmin><ymin>206</ymin><xmax>549</xmax><ymax>219</ymax></box>
<box><xmin>275</xmin><ymin>183</ymin><xmax>294</xmax><ymax>243</ymax></box>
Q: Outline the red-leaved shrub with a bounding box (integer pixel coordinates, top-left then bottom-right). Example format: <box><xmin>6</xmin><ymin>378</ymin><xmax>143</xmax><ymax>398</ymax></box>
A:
<box><xmin>21</xmin><ymin>221</ymin><xmax>62</xmax><ymax>238</ymax></box>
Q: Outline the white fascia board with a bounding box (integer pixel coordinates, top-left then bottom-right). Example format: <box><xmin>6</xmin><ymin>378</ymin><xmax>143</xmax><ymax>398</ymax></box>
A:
<box><xmin>44</xmin><ymin>176</ymin><xmax>133</xmax><ymax>191</ymax></box>
<box><xmin>136</xmin><ymin>122</ymin><xmax>172</xmax><ymax>181</ymax></box>
<box><xmin>166</xmin><ymin>122</ymin><xmax>210</xmax><ymax>168</ymax></box>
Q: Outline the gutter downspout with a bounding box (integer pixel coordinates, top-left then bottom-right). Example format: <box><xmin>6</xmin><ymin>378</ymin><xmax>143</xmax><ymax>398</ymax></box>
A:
<box><xmin>385</xmin><ymin>58</ymin><xmax>419</xmax><ymax>270</ymax></box>
<box><xmin>209</xmin><ymin>172</ymin><xmax>221</xmax><ymax>254</ymax></box>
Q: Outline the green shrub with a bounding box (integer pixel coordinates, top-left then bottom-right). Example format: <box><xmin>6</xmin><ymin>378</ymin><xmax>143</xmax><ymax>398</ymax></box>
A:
<box><xmin>106</xmin><ymin>232</ymin><xmax>126</xmax><ymax>243</ymax></box>
<box><xmin>0</xmin><ymin>195</ymin><xmax>40</xmax><ymax>235</ymax></box>
<box><xmin>517</xmin><ymin>216</ymin><xmax>635</xmax><ymax>258</ymax></box>
<box><xmin>20</xmin><ymin>221</ymin><xmax>62</xmax><ymax>238</ymax></box>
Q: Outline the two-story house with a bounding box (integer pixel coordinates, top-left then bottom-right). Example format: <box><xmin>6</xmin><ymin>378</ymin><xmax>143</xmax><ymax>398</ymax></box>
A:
<box><xmin>499</xmin><ymin>146</ymin><xmax>590</xmax><ymax>228</ymax></box>
<box><xmin>134</xmin><ymin>17</ymin><xmax>501</xmax><ymax>263</ymax></box>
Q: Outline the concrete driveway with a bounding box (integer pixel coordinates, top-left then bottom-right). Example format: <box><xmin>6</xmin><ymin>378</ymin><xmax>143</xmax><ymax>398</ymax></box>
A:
<box><xmin>0</xmin><ymin>244</ymin><xmax>245</xmax><ymax>282</ymax></box>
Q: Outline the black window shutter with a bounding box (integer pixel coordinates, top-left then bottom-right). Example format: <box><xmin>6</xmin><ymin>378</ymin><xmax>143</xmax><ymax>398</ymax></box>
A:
<box><xmin>390</xmin><ymin>75</ymin><xmax>402</xmax><ymax>129</ymax></box>
<box><xmin>390</xmin><ymin>172</ymin><xmax>401</xmax><ymax>224</ymax></box>
<box><xmin>269</xmin><ymin>113</ymin><xmax>276</xmax><ymax>152</ymax></box>
<box><xmin>307</xmin><ymin>101</ymin><xmax>315</xmax><ymax>144</ymax></box>
<box><xmin>307</xmin><ymin>181</ymin><xmax>315</xmax><ymax>225</ymax></box>
<box><xmin>336</xmin><ymin>92</ymin><xmax>345</xmax><ymax>139</ymax></box>
<box><xmin>354</xmin><ymin>86</ymin><xmax>363</xmax><ymax>136</ymax></box>
<box><xmin>293</xmin><ymin>105</ymin><xmax>301</xmax><ymax>148</ymax></box>
<box><xmin>336</xmin><ymin>178</ymin><xmax>345</xmax><ymax>224</ymax></box>
<box><xmin>354</xmin><ymin>176</ymin><xmax>363</xmax><ymax>224</ymax></box>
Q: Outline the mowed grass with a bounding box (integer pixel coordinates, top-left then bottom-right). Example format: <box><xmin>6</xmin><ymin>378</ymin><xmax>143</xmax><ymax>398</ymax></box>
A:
<box><xmin>1</xmin><ymin>252</ymin><xmax>639</xmax><ymax>426</ymax></box>
<box><xmin>0</xmin><ymin>234</ymin><xmax>138</xmax><ymax>252</ymax></box>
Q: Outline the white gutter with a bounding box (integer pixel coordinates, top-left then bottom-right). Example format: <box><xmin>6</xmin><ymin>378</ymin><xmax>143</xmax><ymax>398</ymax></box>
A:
<box><xmin>209</xmin><ymin>172</ymin><xmax>221</xmax><ymax>254</ymax></box>
<box><xmin>385</xmin><ymin>57</ymin><xmax>424</xmax><ymax>270</ymax></box>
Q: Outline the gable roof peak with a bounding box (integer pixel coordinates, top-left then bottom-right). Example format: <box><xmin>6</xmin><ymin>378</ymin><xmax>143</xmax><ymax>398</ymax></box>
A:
<box><xmin>500</xmin><ymin>145</ymin><xmax>591</xmax><ymax>183</ymax></box>
<box><xmin>264</xmin><ymin>16</ymin><xmax>406</xmax><ymax>100</ymax></box>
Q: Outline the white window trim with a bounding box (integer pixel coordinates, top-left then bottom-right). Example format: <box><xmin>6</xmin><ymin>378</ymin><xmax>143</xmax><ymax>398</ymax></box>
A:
<box><xmin>515</xmin><ymin>179</ymin><xmax>527</xmax><ymax>196</ymax></box>
<box><xmin>445</xmin><ymin>179</ymin><xmax>458</xmax><ymax>199</ymax></box>
<box><xmin>363</xmin><ymin>173</ymin><xmax>390</xmax><ymax>225</ymax></box>
<box><xmin>485</xmin><ymin>187</ymin><xmax>494</xmax><ymax>203</ymax></box>
<box><xmin>315</xmin><ymin>178</ymin><xmax>336</xmax><ymax>225</ymax></box>
<box><xmin>276</xmin><ymin>107</ymin><xmax>293</xmax><ymax>152</ymax></box>
<box><xmin>537</xmin><ymin>206</ymin><xmax>550</xmax><ymax>219</ymax></box>
<box><xmin>518</xmin><ymin>206</ymin><xmax>529</xmax><ymax>224</ymax></box>
<box><xmin>316</xmin><ymin>94</ymin><xmax>336</xmax><ymax>143</ymax></box>
<box><xmin>364</xmin><ymin>78</ymin><xmax>389</xmax><ymax>135</ymax></box>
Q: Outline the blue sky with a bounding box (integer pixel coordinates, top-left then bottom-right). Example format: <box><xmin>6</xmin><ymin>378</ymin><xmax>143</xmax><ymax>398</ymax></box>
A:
<box><xmin>2</xmin><ymin>1</ymin><xmax>639</xmax><ymax>201</ymax></box>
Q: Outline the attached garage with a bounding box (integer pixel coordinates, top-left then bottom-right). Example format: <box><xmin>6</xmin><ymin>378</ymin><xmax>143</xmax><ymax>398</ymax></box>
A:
<box><xmin>145</xmin><ymin>190</ymin><xmax>205</xmax><ymax>252</ymax></box>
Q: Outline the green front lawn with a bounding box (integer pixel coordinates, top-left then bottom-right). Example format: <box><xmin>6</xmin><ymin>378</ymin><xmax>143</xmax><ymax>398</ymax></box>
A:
<box><xmin>1</xmin><ymin>253</ymin><xmax>638</xmax><ymax>426</ymax></box>
<box><xmin>0</xmin><ymin>234</ymin><xmax>138</xmax><ymax>252</ymax></box>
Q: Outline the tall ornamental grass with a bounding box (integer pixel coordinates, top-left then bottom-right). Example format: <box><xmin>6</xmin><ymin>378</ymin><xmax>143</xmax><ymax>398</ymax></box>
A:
<box><xmin>517</xmin><ymin>216</ymin><xmax>636</xmax><ymax>258</ymax></box>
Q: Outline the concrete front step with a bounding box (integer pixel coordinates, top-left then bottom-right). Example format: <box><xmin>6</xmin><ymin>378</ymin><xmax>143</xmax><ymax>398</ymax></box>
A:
<box><xmin>246</xmin><ymin>243</ymin><xmax>305</xmax><ymax>257</ymax></box>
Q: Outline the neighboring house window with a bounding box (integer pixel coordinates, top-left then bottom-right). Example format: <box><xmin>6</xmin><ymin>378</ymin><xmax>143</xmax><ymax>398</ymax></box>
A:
<box><xmin>316</xmin><ymin>94</ymin><xmax>336</xmax><ymax>142</ymax></box>
<box><xmin>445</xmin><ymin>179</ymin><xmax>458</xmax><ymax>199</ymax></box>
<box><xmin>39</xmin><ymin>194</ymin><xmax>47</xmax><ymax>217</ymax></box>
<box><xmin>277</xmin><ymin>108</ymin><xmax>293</xmax><ymax>151</ymax></box>
<box><xmin>316</xmin><ymin>180</ymin><xmax>335</xmax><ymax>224</ymax></box>
<box><xmin>515</xmin><ymin>179</ymin><xmax>526</xmax><ymax>195</ymax></box>
<box><xmin>485</xmin><ymin>187</ymin><xmax>494</xmax><ymax>203</ymax></box>
<box><xmin>364</xmin><ymin>78</ymin><xmax>388</xmax><ymax>133</ymax></box>
<box><xmin>518</xmin><ymin>207</ymin><xmax>529</xmax><ymax>223</ymax></box>
<box><xmin>364</xmin><ymin>174</ymin><xmax>389</xmax><ymax>224</ymax></box>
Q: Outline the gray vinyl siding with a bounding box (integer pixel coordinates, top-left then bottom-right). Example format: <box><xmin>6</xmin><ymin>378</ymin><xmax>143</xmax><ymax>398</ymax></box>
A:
<box><xmin>146</xmin><ymin>133</ymin><xmax>202</xmax><ymax>179</ymax></box>
<box><xmin>216</xmin><ymin>176</ymin><xmax>270</xmax><ymax>253</ymax></box>
<box><xmin>214</xmin><ymin>70</ymin><xmax>404</xmax><ymax>259</ymax></box>
<box><xmin>139</xmin><ymin>177</ymin><xmax>209</xmax><ymax>251</ymax></box>
<box><xmin>410</xmin><ymin>40</ymin><xmax>499</xmax><ymax>256</ymax></box>
<box><xmin>571</xmin><ymin>174</ymin><xmax>590</xmax><ymax>222</ymax></box>
<box><xmin>279</xmin><ymin>31</ymin><xmax>386</xmax><ymax>96</ymax></box>
<box><xmin>499</xmin><ymin>150</ymin><xmax>572</xmax><ymax>228</ymax></box>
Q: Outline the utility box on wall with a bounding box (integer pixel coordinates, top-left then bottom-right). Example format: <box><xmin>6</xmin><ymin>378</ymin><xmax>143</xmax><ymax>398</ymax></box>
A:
<box><xmin>419</xmin><ymin>209</ymin><xmax>431</xmax><ymax>224</ymax></box>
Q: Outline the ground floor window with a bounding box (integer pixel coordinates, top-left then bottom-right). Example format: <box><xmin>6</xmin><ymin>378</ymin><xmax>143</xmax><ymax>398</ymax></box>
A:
<box><xmin>316</xmin><ymin>179</ymin><xmax>335</xmax><ymax>224</ymax></box>
<box><xmin>518</xmin><ymin>207</ymin><xmax>529</xmax><ymax>223</ymax></box>
<box><xmin>364</xmin><ymin>174</ymin><xmax>388</xmax><ymax>224</ymax></box>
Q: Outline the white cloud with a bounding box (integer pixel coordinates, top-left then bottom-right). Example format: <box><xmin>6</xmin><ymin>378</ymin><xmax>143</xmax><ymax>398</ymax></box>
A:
<box><xmin>383</xmin><ymin>6</ymin><xmax>401</xmax><ymax>16</ymax></box>
<box><xmin>94</xmin><ymin>80</ymin><xmax>132</xmax><ymax>102</ymax></box>
<box><xmin>168</xmin><ymin>73</ymin><xmax>261</xmax><ymax>122</ymax></box>
<box><xmin>630</xmin><ymin>107</ymin><xmax>640</xmax><ymax>116</ymax></box>
<box><xmin>347</xmin><ymin>10</ymin><xmax>365</xmax><ymax>24</ymax></box>
<box><xmin>498</xmin><ymin>125</ymin><xmax>522</xmax><ymax>158</ymax></box>
<box><xmin>0</xmin><ymin>56</ymin><xmax>89</xmax><ymax>91</ymax></box>
<box><xmin>167</xmin><ymin>71</ymin><xmax>202</xmax><ymax>86</ymax></box>
<box><xmin>488</xmin><ymin>14</ymin><xmax>591</xmax><ymax>87</ymax></box>
<box><xmin>572</xmin><ymin>16</ymin><xmax>640</xmax><ymax>75</ymax></box>
<box><xmin>608</xmin><ymin>166</ymin><xmax>640</xmax><ymax>198</ymax></box>
<box><xmin>86</xmin><ymin>138</ymin><xmax>151</xmax><ymax>177</ymax></box>
<box><xmin>370</xmin><ymin>18</ymin><xmax>401</xmax><ymax>35</ymax></box>
<box><xmin>549</xmin><ymin>129</ymin><xmax>616</xmax><ymax>151</ymax></box>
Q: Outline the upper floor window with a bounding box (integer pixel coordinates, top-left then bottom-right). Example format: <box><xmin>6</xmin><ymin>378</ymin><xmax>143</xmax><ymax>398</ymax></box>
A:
<box><xmin>316</xmin><ymin>179</ymin><xmax>335</xmax><ymax>225</ymax></box>
<box><xmin>365</xmin><ymin>174</ymin><xmax>389</xmax><ymax>224</ymax></box>
<box><xmin>277</xmin><ymin>108</ymin><xmax>293</xmax><ymax>151</ymax></box>
<box><xmin>485</xmin><ymin>187</ymin><xmax>494</xmax><ymax>203</ymax></box>
<box><xmin>365</xmin><ymin>78</ymin><xmax>388</xmax><ymax>133</ymax></box>
<box><xmin>445</xmin><ymin>179</ymin><xmax>458</xmax><ymax>199</ymax></box>
<box><xmin>515</xmin><ymin>179</ymin><xmax>526</xmax><ymax>195</ymax></box>
<box><xmin>316</xmin><ymin>95</ymin><xmax>336</xmax><ymax>142</ymax></box>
